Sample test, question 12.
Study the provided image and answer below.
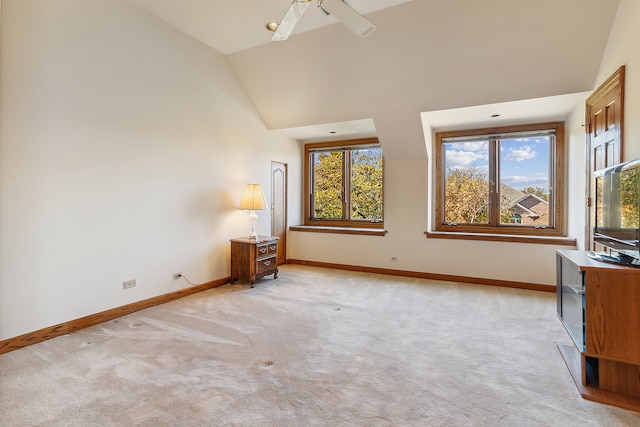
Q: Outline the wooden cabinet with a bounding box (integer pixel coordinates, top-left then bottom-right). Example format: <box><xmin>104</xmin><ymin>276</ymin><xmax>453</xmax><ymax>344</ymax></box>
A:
<box><xmin>230</xmin><ymin>236</ymin><xmax>278</xmax><ymax>287</ymax></box>
<box><xmin>556</xmin><ymin>250</ymin><xmax>640</xmax><ymax>411</ymax></box>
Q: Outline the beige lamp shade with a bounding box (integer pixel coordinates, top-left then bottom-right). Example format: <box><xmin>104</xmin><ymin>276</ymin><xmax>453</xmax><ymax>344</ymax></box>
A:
<box><xmin>239</xmin><ymin>184</ymin><xmax>269</xmax><ymax>210</ymax></box>
<box><xmin>239</xmin><ymin>184</ymin><xmax>268</xmax><ymax>240</ymax></box>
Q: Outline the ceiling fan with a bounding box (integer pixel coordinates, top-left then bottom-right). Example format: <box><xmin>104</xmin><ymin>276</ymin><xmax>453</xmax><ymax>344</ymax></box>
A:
<box><xmin>270</xmin><ymin>0</ymin><xmax>377</xmax><ymax>41</ymax></box>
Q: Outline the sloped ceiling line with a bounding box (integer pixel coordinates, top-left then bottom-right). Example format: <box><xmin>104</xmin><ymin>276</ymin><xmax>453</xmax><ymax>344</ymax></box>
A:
<box><xmin>130</xmin><ymin>0</ymin><xmax>620</xmax><ymax>158</ymax></box>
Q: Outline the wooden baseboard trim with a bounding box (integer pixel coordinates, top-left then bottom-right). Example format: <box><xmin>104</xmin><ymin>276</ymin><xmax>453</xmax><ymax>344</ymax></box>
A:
<box><xmin>0</xmin><ymin>262</ymin><xmax>552</xmax><ymax>355</ymax></box>
<box><xmin>287</xmin><ymin>259</ymin><xmax>554</xmax><ymax>293</ymax></box>
<box><xmin>0</xmin><ymin>276</ymin><xmax>230</xmax><ymax>355</ymax></box>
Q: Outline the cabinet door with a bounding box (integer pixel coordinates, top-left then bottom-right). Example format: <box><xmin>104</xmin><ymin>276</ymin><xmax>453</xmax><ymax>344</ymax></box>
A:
<box><xmin>586</xmin><ymin>270</ymin><xmax>640</xmax><ymax>363</ymax></box>
<box><xmin>559</xmin><ymin>256</ymin><xmax>586</xmax><ymax>351</ymax></box>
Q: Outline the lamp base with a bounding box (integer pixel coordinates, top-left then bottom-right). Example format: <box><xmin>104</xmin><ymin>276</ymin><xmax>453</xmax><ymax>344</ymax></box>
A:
<box><xmin>247</xmin><ymin>210</ymin><xmax>259</xmax><ymax>240</ymax></box>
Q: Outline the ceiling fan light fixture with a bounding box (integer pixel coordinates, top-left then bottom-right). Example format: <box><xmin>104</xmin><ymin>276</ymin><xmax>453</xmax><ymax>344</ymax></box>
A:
<box><xmin>270</xmin><ymin>0</ymin><xmax>375</xmax><ymax>42</ymax></box>
<box><xmin>271</xmin><ymin>0</ymin><xmax>313</xmax><ymax>41</ymax></box>
<box><xmin>319</xmin><ymin>0</ymin><xmax>377</xmax><ymax>37</ymax></box>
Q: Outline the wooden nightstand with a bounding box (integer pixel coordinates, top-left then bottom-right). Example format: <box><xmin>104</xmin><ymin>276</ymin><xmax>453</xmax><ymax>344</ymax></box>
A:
<box><xmin>230</xmin><ymin>236</ymin><xmax>279</xmax><ymax>287</ymax></box>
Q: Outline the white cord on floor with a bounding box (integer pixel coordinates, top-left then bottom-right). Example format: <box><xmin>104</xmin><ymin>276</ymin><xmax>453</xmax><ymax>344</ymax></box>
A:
<box><xmin>177</xmin><ymin>273</ymin><xmax>198</xmax><ymax>286</ymax></box>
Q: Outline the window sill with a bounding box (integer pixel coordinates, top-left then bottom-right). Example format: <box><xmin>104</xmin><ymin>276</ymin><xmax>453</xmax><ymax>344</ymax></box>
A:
<box><xmin>290</xmin><ymin>225</ymin><xmax>387</xmax><ymax>236</ymax></box>
<box><xmin>425</xmin><ymin>231</ymin><xmax>576</xmax><ymax>246</ymax></box>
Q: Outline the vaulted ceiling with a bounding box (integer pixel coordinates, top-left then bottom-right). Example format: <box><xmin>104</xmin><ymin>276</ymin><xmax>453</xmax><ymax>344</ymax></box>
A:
<box><xmin>129</xmin><ymin>0</ymin><xmax>414</xmax><ymax>55</ymax></box>
<box><xmin>130</xmin><ymin>0</ymin><xmax>620</xmax><ymax>158</ymax></box>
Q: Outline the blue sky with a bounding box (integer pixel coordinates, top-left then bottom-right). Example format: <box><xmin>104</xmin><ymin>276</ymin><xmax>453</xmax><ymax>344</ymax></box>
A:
<box><xmin>444</xmin><ymin>136</ymin><xmax>550</xmax><ymax>191</ymax></box>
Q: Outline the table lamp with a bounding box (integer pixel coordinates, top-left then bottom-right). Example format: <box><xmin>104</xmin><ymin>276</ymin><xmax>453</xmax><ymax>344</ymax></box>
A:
<box><xmin>239</xmin><ymin>184</ymin><xmax>269</xmax><ymax>240</ymax></box>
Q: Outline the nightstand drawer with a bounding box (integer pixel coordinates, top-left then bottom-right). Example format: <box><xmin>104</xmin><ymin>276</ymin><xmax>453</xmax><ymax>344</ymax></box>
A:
<box><xmin>256</xmin><ymin>244</ymin><xmax>270</xmax><ymax>257</ymax></box>
<box><xmin>267</xmin><ymin>242</ymin><xmax>278</xmax><ymax>255</ymax></box>
<box><xmin>256</xmin><ymin>256</ymin><xmax>276</xmax><ymax>274</ymax></box>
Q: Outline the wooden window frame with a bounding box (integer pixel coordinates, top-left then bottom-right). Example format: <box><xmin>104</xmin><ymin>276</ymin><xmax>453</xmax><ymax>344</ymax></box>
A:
<box><xmin>304</xmin><ymin>138</ymin><xmax>384</xmax><ymax>229</ymax></box>
<box><xmin>434</xmin><ymin>122</ymin><xmax>566</xmax><ymax>237</ymax></box>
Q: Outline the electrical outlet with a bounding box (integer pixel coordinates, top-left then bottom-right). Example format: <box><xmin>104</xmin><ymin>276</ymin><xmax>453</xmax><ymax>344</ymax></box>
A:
<box><xmin>390</xmin><ymin>257</ymin><xmax>398</xmax><ymax>262</ymax></box>
<box><xmin>123</xmin><ymin>279</ymin><xmax>136</xmax><ymax>290</ymax></box>
<box><xmin>173</xmin><ymin>273</ymin><xmax>182</xmax><ymax>280</ymax></box>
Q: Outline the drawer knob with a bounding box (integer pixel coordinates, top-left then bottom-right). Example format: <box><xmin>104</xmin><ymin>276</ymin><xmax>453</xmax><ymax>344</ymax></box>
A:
<box><xmin>269</xmin><ymin>245</ymin><xmax>276</xmax><ymax>250</ymax></box>
<box><xmin>259</xmin><ymin>248</ymin><xmax>267</xmax><ymax>253</ymax></box>
<box><xmin>264</xmin><ymin>260</ymin><xmax>271</xmax><ymax>266</ymax></box>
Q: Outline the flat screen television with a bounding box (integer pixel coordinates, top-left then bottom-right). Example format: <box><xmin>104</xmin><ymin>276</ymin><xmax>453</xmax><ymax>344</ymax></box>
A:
<box><xmin>589</xmin><ymin>158</ymin><xmax>640</xmax><ymax>266</ymax></box>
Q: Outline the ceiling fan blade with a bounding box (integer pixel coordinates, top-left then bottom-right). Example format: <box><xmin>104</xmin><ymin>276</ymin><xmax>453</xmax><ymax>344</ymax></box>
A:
<box><xmin>272</xmin><ymin>0</ymin><xmax>313</xmax><ymax>41</ymax></box>
<box><xmin>319</xmin><ymin>0</ymin><xmax>377</xmax><ymax>37</ymax></box>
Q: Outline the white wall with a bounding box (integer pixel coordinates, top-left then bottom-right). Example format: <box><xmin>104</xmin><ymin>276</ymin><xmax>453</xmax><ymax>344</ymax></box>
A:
<box><xmin>2</xmin><ymin>0</ymin><xmax>635</xmax><ymax>341</ymax></box>
<box><xmin>0</xmin><ymin>0</ymin><xmax>301</xmax><ymax>340</ymax></box>
<box><xmin>595</xmin><ymin>0</ymin><xmax>640</xmax><ymax>162</ymax></box>
<box><xmin>288</xmin><ymin>0</ymin><xmax>637</xmax><ymax>287</ymax></box>
<box><xmin>231</xmin><ymin>0</ymin><xmax>624</xmax><ymax>286</ymax></box>
<box><xmin>565</xmin><ymin>102</ymin><xmax>589</xmax><ymax>251</ymax></box>
<box><xmin>290</xmin><ymin>155</ymin><xmax>571</xmax><ymax>286</ymax></box>
<box><xmin>562</xmin><ymin>0</ymin><xmax>640</xmax><ymax>252</ymax></box>
<box><xmin>229</xmin><ymin>0</ymin><xmax>617</xmax><ymax>160</ymax></box>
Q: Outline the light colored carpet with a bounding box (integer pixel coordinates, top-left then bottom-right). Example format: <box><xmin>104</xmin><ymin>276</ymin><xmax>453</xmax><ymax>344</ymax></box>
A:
<box><xmin>1</xmin><ymin>265</ymin><xmax>640</xmax><ymax>426</ymax></box>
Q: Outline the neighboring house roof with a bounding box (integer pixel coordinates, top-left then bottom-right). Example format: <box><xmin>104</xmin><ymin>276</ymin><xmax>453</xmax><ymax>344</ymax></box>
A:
<box><xmin>510</xmin><ymin>193</ymin><xmax>549</xmax><ymax>220</ymax></box>
<box><xmin>512</xmin><ymin>202</ymin><xmax>539</xmax><ymax>218</ymax></box>
<box><xmin>511</xmin><ymin>193</ymin><xmax>548</xmax><ymax>207</ymax></box>
<box><xmin>500</xmin><ymin>186</ymin><xmax>549</xmax><ymax>221</ymax></box>
<box><xmin>500</xmin><ymin>184</ymin><xmax>525</xmax><ymax>204</ymax></box>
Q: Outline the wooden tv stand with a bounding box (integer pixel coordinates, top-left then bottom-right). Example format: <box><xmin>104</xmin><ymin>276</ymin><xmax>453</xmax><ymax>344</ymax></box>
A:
<box><xmin>556</xmin><ymin>250</ymin><xmax>640</xmax><ymax>411</ymax></box>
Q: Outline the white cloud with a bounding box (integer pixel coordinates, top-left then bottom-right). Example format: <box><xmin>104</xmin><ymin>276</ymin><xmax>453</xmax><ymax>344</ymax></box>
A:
<box><xmin>459</xmin><ymin>141</ymin><xmax>488</xmax><ymax>152</ymax></box>
<box><xmin>504</xmin><ymin>145</ymin><xmax>536</xmax><ymax>162</ymax></box>
<box><xmin>502</xmin><ymin>173</ymin><xmax>548</xmax><ymax>189</ymax></box>
<box><xmin>445</xmin><ymin>150</ymin><xmax>487</xmax><ymax>168</ymax></box>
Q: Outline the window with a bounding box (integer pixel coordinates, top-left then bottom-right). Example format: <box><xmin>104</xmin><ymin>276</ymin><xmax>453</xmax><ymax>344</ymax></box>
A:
<box><xmin>434</xmin><ymin>122</ymin><xmax>565</xmax><ymax>237</ymax></box>
<box><xmin>304</xmin><ymin>138</ymin><xmax>383</xmax><ymax>228</ymax></box>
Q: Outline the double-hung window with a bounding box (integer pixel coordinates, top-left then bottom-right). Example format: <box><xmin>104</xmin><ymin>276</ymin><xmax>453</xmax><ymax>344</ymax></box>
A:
<box><xmin>434</xmin><ymin>122</ymin><xmax>565</xmax><ymax>237</ymax></box>
<box><xmin>304</xmin><ymin>138</ymin><xmax>383</xmax><ymax>229</ymax></box>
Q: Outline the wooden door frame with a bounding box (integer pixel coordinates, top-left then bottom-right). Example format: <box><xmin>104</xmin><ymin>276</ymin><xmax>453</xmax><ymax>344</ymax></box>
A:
<box><xmin>271</xmin><ymin>161</ymin><xmax>288</xmax><ymax>265</ymax></box>
<box><xmin>584</xmin><ymin>66</ymin><xmax>625</xmax><ymax>250</ymax></box>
